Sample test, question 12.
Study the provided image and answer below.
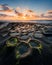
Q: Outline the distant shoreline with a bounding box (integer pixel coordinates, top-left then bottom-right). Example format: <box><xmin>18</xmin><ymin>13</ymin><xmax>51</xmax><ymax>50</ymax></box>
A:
<box><xmin>0</xmin><ymin>20</ymin><xmax>52</xmax><ymax>24</ymax></box>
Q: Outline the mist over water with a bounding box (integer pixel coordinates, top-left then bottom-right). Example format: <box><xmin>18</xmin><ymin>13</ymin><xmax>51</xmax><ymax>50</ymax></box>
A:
<box><xmin>0</xmin><ymin>20</ymin><xmax>52</xmax><ymax>24</ymax></box>
<box><xmin>26</xmin><ymin>20</ymin><xmax>52</xmax><ymax>24</ymax></box>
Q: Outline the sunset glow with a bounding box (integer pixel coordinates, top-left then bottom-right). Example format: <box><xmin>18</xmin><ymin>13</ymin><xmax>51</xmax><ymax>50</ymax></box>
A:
<box><xmin>0</xmin><ymin>0</ymin><xmax>52</xmax><ymax>21</ymax></box>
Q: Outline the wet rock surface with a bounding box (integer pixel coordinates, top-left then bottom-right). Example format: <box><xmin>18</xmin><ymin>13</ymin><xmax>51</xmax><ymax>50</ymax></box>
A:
<box><xmin>0</xmin><ymin>22</ymin><xmax>52</xmax><ymax>65</ymax></box>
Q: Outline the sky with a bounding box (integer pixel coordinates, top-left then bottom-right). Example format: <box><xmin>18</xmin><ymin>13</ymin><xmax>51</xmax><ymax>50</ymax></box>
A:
<box><xmin>0</xmin><ymin>0</ymin><xmax>52</xmax><ymax>13</ymax></box>
<box><xmin>0</xmin><ymin>0</ymin><xmax>52</xmax><ymax>20</ymax></box>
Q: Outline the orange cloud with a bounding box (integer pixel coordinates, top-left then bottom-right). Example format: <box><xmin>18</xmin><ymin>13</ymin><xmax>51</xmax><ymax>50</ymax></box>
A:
<box><xmin>47</xmin><ymin>10</ymin><xmax>52</xmax><ymax>14</ymax></box>
<box><xmin>0</xmin><ymin>5</ymin><xmax>52</xmax><ymax>21</ymax></box>
<box><xmin>0</xmin><ymin>4</ymin><xmax>16</xmax><ymax>16</ymax></box>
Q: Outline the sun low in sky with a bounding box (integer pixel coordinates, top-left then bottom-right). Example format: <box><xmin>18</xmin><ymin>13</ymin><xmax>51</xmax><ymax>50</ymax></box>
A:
<box><xmin>0</xmin><ymin>0</ymin><xmax>52</xmax><ymax>21</ymax></box>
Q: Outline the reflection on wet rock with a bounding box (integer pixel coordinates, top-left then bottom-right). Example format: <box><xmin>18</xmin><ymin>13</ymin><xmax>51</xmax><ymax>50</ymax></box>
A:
<box><xmin>0</xmin><ymin>22</ymin><xmax>52</xmax><ymax>65</ymax></box>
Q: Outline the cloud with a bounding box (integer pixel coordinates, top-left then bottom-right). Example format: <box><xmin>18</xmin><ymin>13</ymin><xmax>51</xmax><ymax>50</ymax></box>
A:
<box><xmin>0</xmin><ymin>4</ymin><xmax>13</xmax><ymax>11</ymax></box>
<box><xmin>26</xmin><ymin>9</ymin><xmax>34</xmax><ymax>13</ymax></box>
<box><xmin>0</xmin><ymin>4</ymin><xmax>52</xmax><ymax>20</ymax></box>
<box><xmin>44</xmin><ymin>11</ymin><xmax>52</xmax><ymax>17</ymax></box>
<box><xmin>47</xmin><ymin>10</ymin><xmax>52</xmax><ymax>14</ymax></box>
<box><xmin>16</xmin><ymin>7</ymin><xmax>21</xmax><ymax>11</ymax></box>
<box><xmin>0</xmin><ymin>4</ymin><xmax>16</xmax><ymax>16</ymax></box>
<box><xmin>40</xmin><ymin>10</ymin><xmax>52</xmax><ymax>18</ymax></box>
